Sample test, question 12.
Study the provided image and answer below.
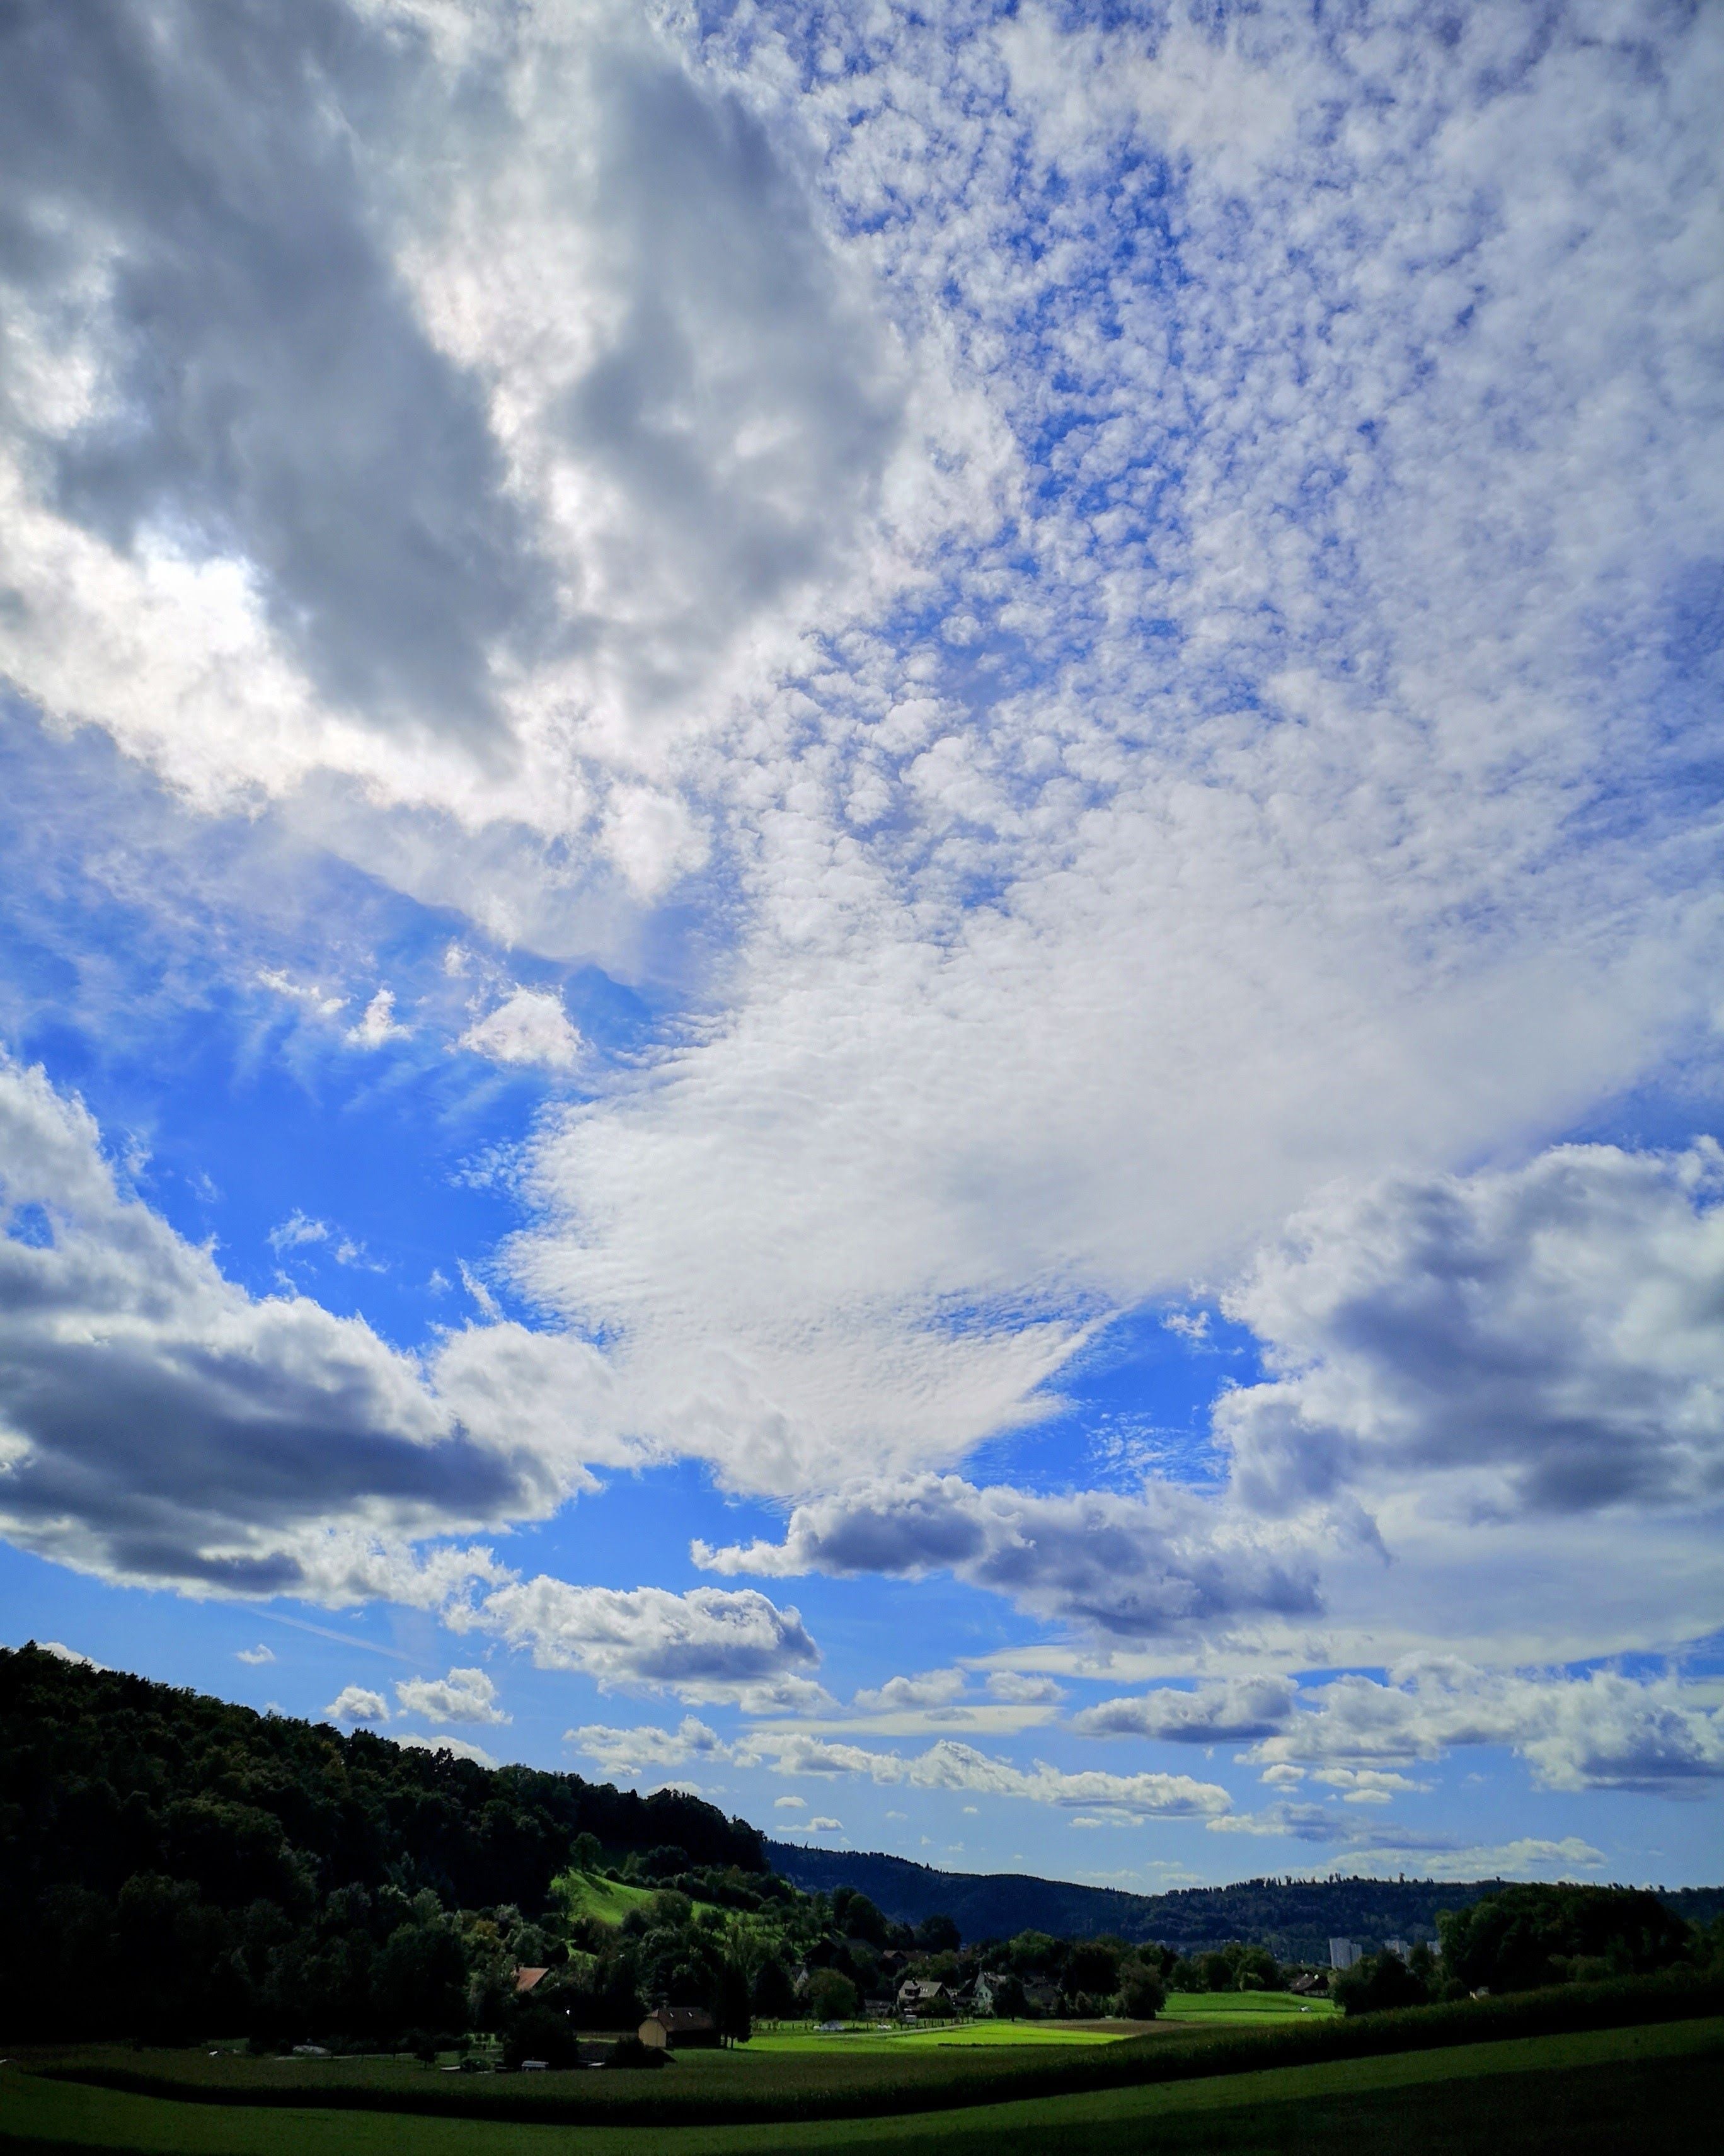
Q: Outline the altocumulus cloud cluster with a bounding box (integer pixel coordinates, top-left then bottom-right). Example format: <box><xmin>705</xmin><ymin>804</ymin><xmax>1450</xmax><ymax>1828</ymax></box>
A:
<box><xmin>1</xmin><ymin>0</ymin><xmax>1721</xmax><ymax>1878</ymax></box>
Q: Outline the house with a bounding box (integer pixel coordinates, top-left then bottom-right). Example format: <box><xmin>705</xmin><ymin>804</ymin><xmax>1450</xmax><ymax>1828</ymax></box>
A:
<box><xmin>514</xmin><ymin>1967</ymin><xmax>550</xmax><ymax>1995</ymax></box>
<box><xmin>1288</xmin><ymin>1973</ymin><xmax>1327</xmax><ymax>1997</ymax></box>
<box><xmin>637</xmin><ymin>2007</ymin><xmax>721</xmax><ymax>2051</ymax></box>
<box><xmin>971</xmin><ymin>1972</ymin><xmax>1011</xmax><ymax>2016</ymax></box>
<box><xmin>896</xmin><ymin>1978</ymin><xmax>953</xmax><ymax>2017</ymax></box>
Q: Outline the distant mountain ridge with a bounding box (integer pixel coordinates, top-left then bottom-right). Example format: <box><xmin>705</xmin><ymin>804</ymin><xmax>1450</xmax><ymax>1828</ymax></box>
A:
<box><xmin>766</xmin><ymin>1841</ymin><xmax>1724</xmax><ymax>1961</ymax></box>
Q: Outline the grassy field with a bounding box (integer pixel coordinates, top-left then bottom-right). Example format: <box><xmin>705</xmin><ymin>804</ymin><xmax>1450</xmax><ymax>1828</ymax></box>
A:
<box><xmin>547</xmin><ymin>1870</ymin><xmax>675</xmax><ymax>1927</ymax></box>
<box><xmin>2</xmin><ymin>2017</ymin><xmax>1717</xmax><ymax>2155</ymax></box>
<box><xmin>1161</xmin><ymin>1992</ymin><xmax>1337</xmax><ymax>2024</ymax></box>
<box><xmin>747</xmin><ymin>2022</ymin><xmax>1137</xmax><ymax>2053</ymax></box>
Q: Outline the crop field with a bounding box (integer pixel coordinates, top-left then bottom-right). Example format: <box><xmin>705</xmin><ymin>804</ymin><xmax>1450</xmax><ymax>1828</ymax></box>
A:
<box><xmin>1</xmin><ymin>2017</ymin><xmax>1718</xmax><ymax>2155</ymax></box>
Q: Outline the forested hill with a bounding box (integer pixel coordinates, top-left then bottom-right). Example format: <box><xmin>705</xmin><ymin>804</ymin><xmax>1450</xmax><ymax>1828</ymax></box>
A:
<box><xmin>3</xmin><ymin>1643</ymin><xmax>763</xmax><ymax>1916</ymax></box>
<box><xmin>766</xmin><ymin>1843</ymin><xmax>1724</xmax><ymax>1961</ymax></box>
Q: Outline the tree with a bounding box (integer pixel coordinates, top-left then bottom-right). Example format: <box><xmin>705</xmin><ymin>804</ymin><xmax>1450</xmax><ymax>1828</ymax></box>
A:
<box><xmin>915</xmin><ymin>1912</ymin><xmax>961</xmax><ymax>1953</ymax></box>
<box><xmin>572</xmin><ymin>1833</ymin><xmax>603</xmax><ymax>1872</ymax></box>
<box><xmin>1335</xmin><ymin>1951</ymin><xmax>1427</xmax><ymax>2017</ymax></box>
<box><xmin>832</xmin><ymin>1888</ymin><xmax>892</xmax><ymax>1946</ymax></box>
<box><xmin>1438</xmin><ymin>1885</ymin><xmax>1691</xmax><ymax>1995</ymax></box>
<box><xmin>711</xmin><ymin>1952</ymin><xmax>753</xmax><ymax>2046</ymax></box>
<box><xmin>1113</xmin><ymin>1962</ymin><xmax>1166</xmax><ymax>2019</ymax></box>
<box><xmin>752</xmin><ymin>1956</ymin><xmax>798</xmax><ymax>2020</ymax></box>
<box><xmin>806</xmin><ymin>1968</ymin><xmax>859</xmax><ymax>2022</ymax></box>
<box><xmin>1064</xmin><ymin>1940</ymin><xmax>1122</xmax><ymax>1997</ymax></box>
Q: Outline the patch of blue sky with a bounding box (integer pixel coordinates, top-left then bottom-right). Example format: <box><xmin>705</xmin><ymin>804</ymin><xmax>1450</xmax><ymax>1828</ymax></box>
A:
<box><xmin>0</xmin><ymin>709</ymin><xmax>667</xmax><ymax>1346</ymax></box>
<box><xmin>968</xmin><ymin>1300</ymin><xmax>1258</xmax><ymax>1495</ymax></box>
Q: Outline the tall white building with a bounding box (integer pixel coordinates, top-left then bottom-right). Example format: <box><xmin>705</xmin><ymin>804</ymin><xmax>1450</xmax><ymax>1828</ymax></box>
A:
<box><xmin>1328</xmin><ymin>1937</ymin><xmax>1360</xmax><ymax>1971</ymax></box>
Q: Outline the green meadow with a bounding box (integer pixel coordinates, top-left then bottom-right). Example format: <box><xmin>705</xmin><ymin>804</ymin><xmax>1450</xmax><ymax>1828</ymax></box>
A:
<box><xmin>3</xmin><ymin>2018</ymin><xmax>1718</xmax><ymax>2156</ymax></box>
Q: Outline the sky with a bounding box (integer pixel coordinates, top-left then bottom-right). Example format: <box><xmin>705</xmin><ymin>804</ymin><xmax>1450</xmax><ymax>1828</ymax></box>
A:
<box><xmin>1</xmin><ymin>0</ymin><xmax>1721</xmax><ymax>1895</ymax></box>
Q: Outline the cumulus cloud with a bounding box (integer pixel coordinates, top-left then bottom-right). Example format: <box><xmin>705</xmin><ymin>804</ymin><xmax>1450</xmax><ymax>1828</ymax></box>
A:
<box><xmin>850</xmin><ymin>1668</ymin><xmax>970</xmax><ymax>1714</ymax></box>
<box><xmin>1075</xmin><ymin>1656</ymin><xmax>1724</xmax><ymax>1800</ymax></box>
<box><xmin>738</xmin><ymin>1729</ymin><xmax>1229</xmax><ymax>1820</ymax></box>
<box><xmin>394</xmin><ymin>1665</ymin><xmax>509</xmax><ymax>1726</ymax></box>
<box><xmin>0</xmin><ymin>1056</ymin><xmax>573</xmax><ymax>1595</ymax></box>
<box><xmin>0</xmin><ymin>0</ymin><xmax>907</xmax><ymax>869</ymax></box>
<box><xmin>394</xmin><ymin>1731</ymin><xmax>498</xmax><ymax>1768</ymax></box>
<box><xmin>566</xmin><ymin>1716</ymin><xmax>727</xmax><ymax>1779</ymax></box>
<box><xmin>1073</xmin><ymin>1677</ymin><xmax>1300</xmax><ymax>1744</ymax></box>
<box><xmin>235</xmin><ymin>1644</ymin><xmax>275</xmax><ymax>1665</ymax></box>
<box><xmin>1219</xmin><ymin>1144</ymin><xmax>1724</xmax><ymax>1523</ymax></box>
<box><xmin>326</xmin><ymin>1683</ymin><xmax>389</xmax><ymax>1724</ymax></box>
<box><xmin>458</xmin><ymin>988</ymin><xmax>583</xmax><ymax>1072</ymax></box>
<box><xmin>32</xmin><ymin>1639</ymin><xmax>104</xmax><ymax>1669</ymax></box>
<box><xmin>456</xmin><ymin>1575</ymin><xmax>822</xmax><ymax>1708</ymax></box>
<box><xmin>347</xmin><ymin>990</ymin><xmax>409</xmax><ymax>1049</ymax></box>
<box><xmin>696</xmin><ymin>1474</ymin><xmax>1319</xmax><ymax>1640</ymax></box>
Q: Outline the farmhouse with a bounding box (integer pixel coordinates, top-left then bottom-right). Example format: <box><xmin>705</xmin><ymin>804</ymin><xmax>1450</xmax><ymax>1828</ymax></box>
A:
<box><xmin>637</xmin><ymin>2006</ymin><xmax>720</xmax><ymax>2050</ymax></box>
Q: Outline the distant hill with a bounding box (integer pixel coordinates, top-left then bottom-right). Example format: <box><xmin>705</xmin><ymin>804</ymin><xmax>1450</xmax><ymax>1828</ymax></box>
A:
<box><xmin>767</xmin><ymin>1842</ymin><xmax>1724</xmax><ymax>1961</ymax></box>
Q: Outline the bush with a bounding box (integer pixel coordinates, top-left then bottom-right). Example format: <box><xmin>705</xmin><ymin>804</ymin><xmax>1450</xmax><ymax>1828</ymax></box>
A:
<box><xmin>604</xmin><ymin>2034</ymin><xmax>666</xmax><ymax>2070</ymax></box>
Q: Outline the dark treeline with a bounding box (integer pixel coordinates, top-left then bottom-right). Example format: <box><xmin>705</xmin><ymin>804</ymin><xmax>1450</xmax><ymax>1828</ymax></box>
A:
<box><xmin>0</xmin><ymin>1645</ymin><xmax>761</xmax><ymax>2044</ymax></box>
<box><xmin>767</xmin><ymin>1842</ymin><xmax>1724</xmax><ymax>1959</ymax></box>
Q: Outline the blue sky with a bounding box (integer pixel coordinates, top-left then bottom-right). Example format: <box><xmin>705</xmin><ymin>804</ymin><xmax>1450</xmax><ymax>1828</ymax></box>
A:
<box><xmin>1</xmin><ymin>0</ymin><xmax>1721</xmax><ymax>1892</ymax></box>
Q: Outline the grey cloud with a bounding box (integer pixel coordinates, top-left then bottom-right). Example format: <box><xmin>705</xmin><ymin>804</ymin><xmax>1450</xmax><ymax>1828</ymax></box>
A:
<box><xmin>694</xmin><ymin>1473</ymin><xmax>1320</xmax><ymax>1639</ymax></box>
<box><xmin>1073</xmin><ymin>1675</ymin><xmax>1299</xmax><ymax>1743</ymax></box>
<box><xmin>0</xmin><ymin>1055</ymin><xmax>555</xmax><ymax>1592</ymax></box>
<box><xmin>1244</xmin><ymin>1658</ymin><xmax>1724</xmax><ymax>1799</ymax></box>
<box><xmin>550</xmin><ymin>50</ymin><xmax>902</xmax><ymax>713</ymax></box>
<box><xmin>0</xmin><ymin>0</ymin><xmax>538</xmax><ymax>745</ymax></box>
<box><xmin>1219</xmin><ymin>1144</ymin><xmax>1724</xmax><ymax>1520</ymax></box>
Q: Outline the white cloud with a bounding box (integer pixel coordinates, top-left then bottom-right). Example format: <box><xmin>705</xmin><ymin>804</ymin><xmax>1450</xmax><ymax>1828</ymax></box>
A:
<box><xmin>268</xmin><ymin>1211</ymin><xmax>330</xmax><ymax>1254</ymax></box>
<box><xmin>347</xmin><ymin>989</ymin><xmax>410</xmax><ymax>1049</ymax></box>
<box><xmin>986</xmin><ymin>1671</ymin><xmax>1066</xmax><ymax>1706</ymax></box>
<box><xmin>1241</xmin><ymin>1659</ymin><xmax>1724</xmax><ymax>1796</ymax></box>
<box><xmin>458</xmin><ymin>988</ymin><xmax>583</xmax><ymax>1072</ymax></box>
<box><xmin>851</xmin><ymin>1668</ymin><xmax>969</xmax><ymax>1714</ymax></box>
<box><xmin>566</xmin><ymin>1715</ymin><xmax>727</xmax><ymax>1779</ymax></box>
<box><xmin>33</xmin><ymin>1639</ymin><xmax>104</xmax><ymax>1670</ymax></box>
<box><xmin>738</xmin><ymin>1729</ymin><xmax>1229</xmax><ymax>1820</ymax></box>
<box><xmin>773</xmin><ymin>1794</ymin><xmax>806</xmax><ymax>1809</ymax></box>
<box><xmin>236</xmin><ymin>1644</ymin><xmax>275</xmax><ymax>1666</ymax></box>
<box><xmin>393</xmin><ymin>1731</ymin><xmax>498</xmax><ymax>1768</ymax></box>
<box><xmin>326</xmin><ymin>1683</ymin><xmax>390</xmax><ymax>1723</ymax></box>
<box><xmin>456</xmin><ymin>1575</ymin><xmax>822</xmax><ymax>1707</ymax></box>
<box><xmin>394</xmin><ymin>1665</ymin><xmax>510</xmax><ymax>1726</ymax></box>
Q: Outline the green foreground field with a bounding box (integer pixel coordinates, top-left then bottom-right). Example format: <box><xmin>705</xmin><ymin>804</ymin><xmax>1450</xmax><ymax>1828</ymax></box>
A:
<box><xmin>2</xmin><ymin>2018</ymin><xmax>1718</xmax><ymax>2156</ymax></box>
